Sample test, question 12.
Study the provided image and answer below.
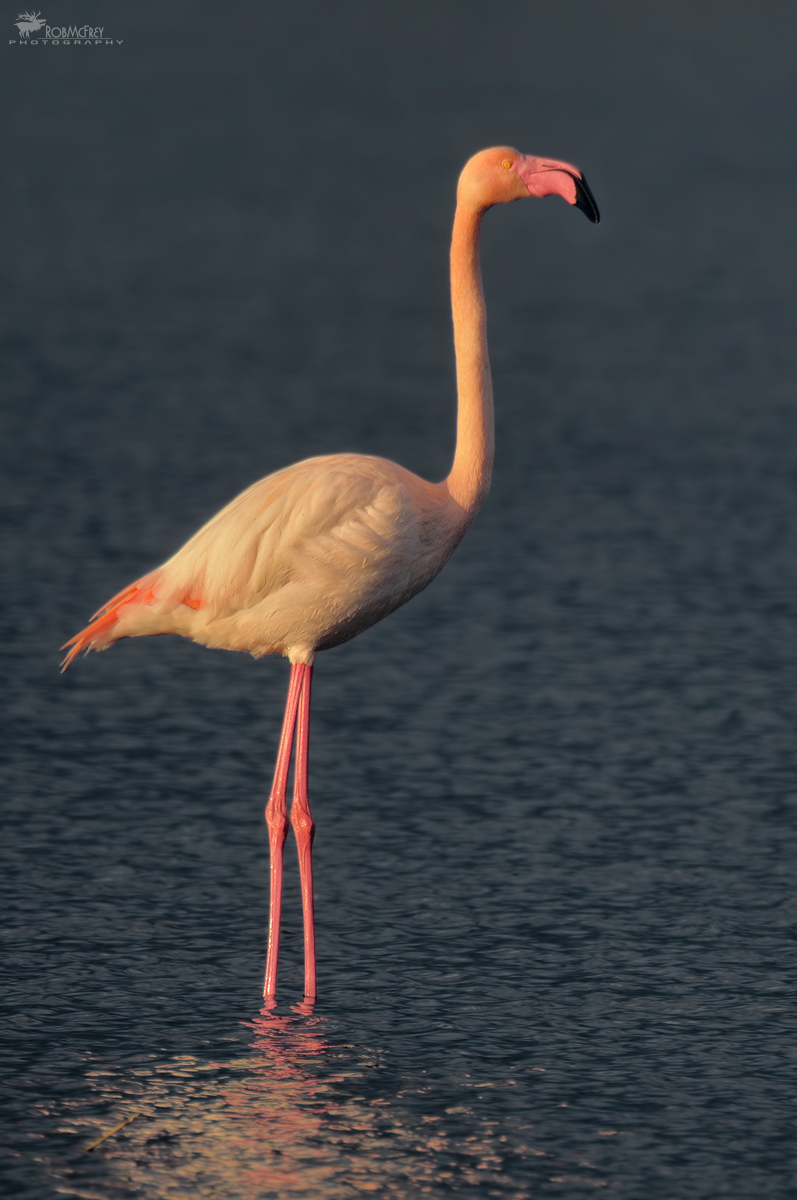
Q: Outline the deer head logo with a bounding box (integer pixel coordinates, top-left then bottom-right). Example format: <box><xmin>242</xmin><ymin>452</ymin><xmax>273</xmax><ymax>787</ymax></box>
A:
<box><xmin>15</xmin><ymin>11</ymin><xmax>46</xmax><ymax>39</ymax></box>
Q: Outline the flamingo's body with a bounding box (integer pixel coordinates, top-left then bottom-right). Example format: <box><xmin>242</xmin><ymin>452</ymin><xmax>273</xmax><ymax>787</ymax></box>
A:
<box><xmin>62</xmin><ymin>454</ymin><xmax>466</xmax><ymax>668</ymax></box>
<box><xmin>63</xmin><ymin>147</ymin><xmax>599</xmax><ymax>1002</ymax></box>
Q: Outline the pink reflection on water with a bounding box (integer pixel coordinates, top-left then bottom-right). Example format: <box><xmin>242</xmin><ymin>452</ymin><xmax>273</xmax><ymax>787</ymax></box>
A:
<box><xmin>43</xmin><ymin>1003</ymin><xmax>590</xmax><ymax>1198</ymax></box>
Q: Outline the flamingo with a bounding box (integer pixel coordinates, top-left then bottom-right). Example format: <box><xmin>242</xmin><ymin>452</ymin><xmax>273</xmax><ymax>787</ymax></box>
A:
<box><xmin>62</xmin><ymin>147</ymin><xmax>600</xmax><ymax>1003</ymax></box>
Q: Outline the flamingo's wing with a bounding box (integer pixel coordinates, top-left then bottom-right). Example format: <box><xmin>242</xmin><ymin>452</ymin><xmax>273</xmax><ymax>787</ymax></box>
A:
<box><xmin>156</xmin><ymin>454</ymin><xmax>416</xmax><ymax>617</ymax></box>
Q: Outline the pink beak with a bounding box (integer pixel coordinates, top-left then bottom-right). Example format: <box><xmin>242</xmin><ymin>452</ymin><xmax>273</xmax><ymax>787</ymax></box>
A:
<box><xmin>514</xmin><ymin>155</ymin><xmax>600</xmax><ymax>224</ymax></box>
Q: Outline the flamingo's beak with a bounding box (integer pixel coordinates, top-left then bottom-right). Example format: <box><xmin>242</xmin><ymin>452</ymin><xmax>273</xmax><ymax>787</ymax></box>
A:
<box><xmin>570</xmin><ymin>173</ymin><xmax>600</xmax><ymax>224</ymax></box>
<box><xmin>514</xmin><ymin>155</ymin><xmax>601</xmax><ymax>225</ymax></box>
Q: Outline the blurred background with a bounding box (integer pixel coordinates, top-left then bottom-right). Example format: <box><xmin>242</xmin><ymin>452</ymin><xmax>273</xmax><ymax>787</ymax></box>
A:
<box><xmin>2</xmin><ymin>2</ymin><xmax>797</xmax><ymax>1196</ymax></box>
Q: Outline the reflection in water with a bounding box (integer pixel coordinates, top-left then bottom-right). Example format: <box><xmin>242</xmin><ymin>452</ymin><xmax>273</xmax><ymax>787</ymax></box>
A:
<box><xmin>46</xmin><ymin>1004</ymin><xmax>596</xmax><ymax>1198</ymax></box>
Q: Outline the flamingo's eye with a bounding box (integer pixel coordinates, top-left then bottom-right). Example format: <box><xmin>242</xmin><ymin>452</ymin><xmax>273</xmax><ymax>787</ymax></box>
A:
<box><xmin>502</xmin><ymin>160</ymin><xmax>512</xmax><ymax>169</ymax></box>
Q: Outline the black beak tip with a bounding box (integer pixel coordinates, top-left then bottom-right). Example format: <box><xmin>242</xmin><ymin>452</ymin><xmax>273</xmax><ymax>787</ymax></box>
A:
<box><xmin>572</xmin><ymin>172</ymin><xmax>600</xmax><ymax>224</ymax></box>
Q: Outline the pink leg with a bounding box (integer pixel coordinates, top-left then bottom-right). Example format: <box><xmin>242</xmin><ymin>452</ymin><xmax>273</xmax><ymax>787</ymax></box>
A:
<box><xmin>291</xmin><ymin>665</ymin><xmax>316</xmax><ymax>1001</ymax></box>
<box><xmin>263</xmin><ymin>663</ymin><xmax>305</xmax><ymax>1000</ymax></box>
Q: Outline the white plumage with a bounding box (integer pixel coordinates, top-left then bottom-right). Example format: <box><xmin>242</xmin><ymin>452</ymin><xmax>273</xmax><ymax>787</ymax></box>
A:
<box><xmin>64</xmin><ymin>454</ymin><xmax>467</xmax><ymax>667</ymax></box>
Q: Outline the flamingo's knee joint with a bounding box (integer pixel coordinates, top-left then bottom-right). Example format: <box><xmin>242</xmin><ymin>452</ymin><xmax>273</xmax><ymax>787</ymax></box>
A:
<box><xmin>266</xmin><ymin>808</ymin><xmax>289</xmax><ymax>843</ymax></box>
<box><xmin>291</xmin><ymin>809</ymin><xmax>315</xmax><ymax>844</ymax></box>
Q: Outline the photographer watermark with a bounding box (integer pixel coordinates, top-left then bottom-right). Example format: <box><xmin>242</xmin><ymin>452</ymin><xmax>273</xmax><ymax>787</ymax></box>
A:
<box><xmin>11</xmin><ymin>11</ymin><xmax>122</xmax><ymax>43</ymax></box>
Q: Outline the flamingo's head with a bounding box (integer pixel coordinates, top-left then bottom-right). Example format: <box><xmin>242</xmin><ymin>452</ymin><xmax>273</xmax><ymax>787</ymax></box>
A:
<box><xmin>458</xmin><ymin>146</ymin><xmax>600</xmax><ymax>223</ymax></box>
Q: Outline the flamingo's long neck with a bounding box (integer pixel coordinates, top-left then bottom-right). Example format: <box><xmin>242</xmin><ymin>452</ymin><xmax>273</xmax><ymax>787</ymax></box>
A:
<box><xmin>445</xmin><ymin>200</ymin><xmax>494</xmax><ymax>516</ymax></box>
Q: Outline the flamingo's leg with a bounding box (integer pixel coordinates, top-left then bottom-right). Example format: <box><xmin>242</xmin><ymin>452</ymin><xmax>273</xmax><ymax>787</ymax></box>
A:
<box><xmin>264</xmin><ymin>663</ymin><xmax>305</xmax><ymax>1000</ymax></box>
<box><xmin>291</xmin><ymin>665</ymin><xmax>316</xmax><ymax>1001</ymax></box>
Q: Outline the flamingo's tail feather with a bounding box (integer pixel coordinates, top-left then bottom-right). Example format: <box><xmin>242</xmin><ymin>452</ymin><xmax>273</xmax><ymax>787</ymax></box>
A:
<box><xmin>61</xmin><ymin>580</ymin><xmax>156</xmax><ymax>672</ymax></box>
<box><xmin>60</xmin><ymin>610</ymin><xmax>121</xmax><ymax>671</ymax></box>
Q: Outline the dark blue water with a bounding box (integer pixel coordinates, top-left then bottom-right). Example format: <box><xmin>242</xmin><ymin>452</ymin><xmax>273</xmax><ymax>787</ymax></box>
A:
<box><xmin>3</xmin><ymin>3</ymin><xmax>797</xmax><ymax>1196</ymax></box>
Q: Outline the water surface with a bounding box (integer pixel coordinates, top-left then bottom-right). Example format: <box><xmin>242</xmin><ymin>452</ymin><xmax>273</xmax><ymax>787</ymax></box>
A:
<box><xmin>2</xmin><ymin>3</ymin><xmax>797</xmax><ymax>1196</ymax></box>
